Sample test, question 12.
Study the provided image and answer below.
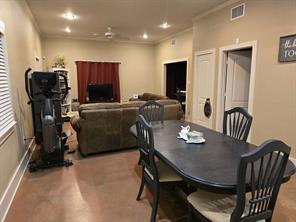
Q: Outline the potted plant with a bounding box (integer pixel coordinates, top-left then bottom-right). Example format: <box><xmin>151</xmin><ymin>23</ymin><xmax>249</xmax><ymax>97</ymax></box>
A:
<box><xmin>53</xmin><ymin>55</ymin><xmax>66</xmax><ymax>68</ymax></box>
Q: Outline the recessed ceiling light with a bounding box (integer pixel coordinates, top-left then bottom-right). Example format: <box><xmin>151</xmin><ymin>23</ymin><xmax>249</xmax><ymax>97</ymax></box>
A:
<box><xmin>160</xmin><ymin>21</ymin><xmax>170</xmax><ymax>29</ymax></box>
<box><xmin>65</xmin><ymin>27</ymin><xmax>71</xmax><ymax>33</ymax></box>
<box><xmin>63</xmin><ymin>12</ymin><xmax>77</xmax><ymax>20</ymax></box>
<box><xmin>143</xmin><ymin>33</ymin><xmax>148</xmax><ymax>39</ymax></box>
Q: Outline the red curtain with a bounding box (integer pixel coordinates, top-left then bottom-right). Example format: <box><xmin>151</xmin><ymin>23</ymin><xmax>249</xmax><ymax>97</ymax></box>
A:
<box><xmin>75</xmin><ymin>61</ymin><xmax>120</xmax><ymax>103</ymax></box>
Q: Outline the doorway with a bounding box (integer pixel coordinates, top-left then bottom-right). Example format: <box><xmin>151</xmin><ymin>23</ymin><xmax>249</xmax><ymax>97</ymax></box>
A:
<box><xmin>224</xmin><ymin>49</ymin><xmax>252</xmax><ymax>111</ymax></box>
<box><xmin>163</xmin><ymin>60</ymin><xmax>188</xmax><ymax>113</ymax></box>
<box><xmin>216</xmin><ymin>41</ymin><xmax>257</xmax><ymax>133</ymax></box>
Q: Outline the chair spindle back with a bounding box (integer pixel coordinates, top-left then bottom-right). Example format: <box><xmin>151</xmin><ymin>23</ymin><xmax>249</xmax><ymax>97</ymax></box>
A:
<box><xmin>223</xmin><ymin>107</ymin><xmax>253</xmax><ymax>141</ymax></box>
<box><xmin>136</xmin><ymin>115</ymin><xmax>158</xmax><ymax>182</ymax></box>
<box><xmin>231</xmin><ymin>140</ymin><xmax>290</xmax><ymax>222</ymax></box>
<box><xmin>139</xmin><ymin>100</ymin><xmax>164</xmax><ymax>125</ymax></box>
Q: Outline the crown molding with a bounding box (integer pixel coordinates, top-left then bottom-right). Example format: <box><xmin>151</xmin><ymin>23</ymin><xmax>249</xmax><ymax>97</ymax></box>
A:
<box><xmin>23</xmin><ymin>0</ymin><xmax>41</xmax><ymax>34</ymax></box>
<box><xmin>42</xmin><ymin>29</ymin><xmax>195</xmax><ymax>46</ymax></box>
<box><xmin>192</xmin><ymin>0</ymin><xmax>241</xmax><ymax>22</ymax></box>
<box><xmin>154</xmin><ymin>27</ymin><xmax>193</xmax><ymax>44</ymax></box>
<box><xmin>41</xmin><ymin>34</ymin><xmax>155</xmax><ymax>45</ymax></box>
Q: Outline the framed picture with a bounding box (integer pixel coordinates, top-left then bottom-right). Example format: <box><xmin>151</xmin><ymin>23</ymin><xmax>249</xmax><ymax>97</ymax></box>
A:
<box><xmin>279</xmin><ymin>34</ymin><xmax>296</xmax><ymax>62</ymax></box>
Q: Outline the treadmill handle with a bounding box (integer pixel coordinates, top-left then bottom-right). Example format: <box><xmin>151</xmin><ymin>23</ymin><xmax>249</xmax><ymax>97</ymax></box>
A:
<box><xmin>25</xmin><ymin>68</ymin><xmax>34</xmax><ymax>104</ymax></box>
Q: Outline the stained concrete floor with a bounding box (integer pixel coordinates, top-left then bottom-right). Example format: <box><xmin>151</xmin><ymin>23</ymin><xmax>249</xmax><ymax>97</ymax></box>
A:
<box><xmin>4</xmin><ymin>124</ymin><xmax>296</xmax><ymax>222</ymax></box>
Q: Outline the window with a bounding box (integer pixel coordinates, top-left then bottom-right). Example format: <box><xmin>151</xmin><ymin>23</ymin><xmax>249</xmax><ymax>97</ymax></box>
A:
<box><xmin>0</xmin><ymin>21</ymin><xmax>16</xmax><ymax>141</ymax></box>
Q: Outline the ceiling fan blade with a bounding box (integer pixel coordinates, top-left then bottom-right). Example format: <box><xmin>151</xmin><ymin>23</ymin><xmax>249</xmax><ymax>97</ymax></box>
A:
<box><xmin>92</xmin><ymin>27</ymin><xmax>130</xmax><ymax>41</ymax></box>
<box><xmin>115</xmin><ymin>36</ymin><xmax>130</xmax><ymax>41</ymax></box>
<box><xmin>92</xmin><ymin>36</ymin><xmax>109</xmax><ymax>41</ymax></box>
<box><xmin>94</xmin><ymin>35</ymin><xmax>106</xmax><ymax>38</ymax></box>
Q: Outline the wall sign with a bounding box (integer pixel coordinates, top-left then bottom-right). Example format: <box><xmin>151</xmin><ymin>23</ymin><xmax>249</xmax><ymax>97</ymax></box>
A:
<box><xmin>279</xmin><ymin>34</ymin><xmax>296</xmax><ymax>62</ymax></box>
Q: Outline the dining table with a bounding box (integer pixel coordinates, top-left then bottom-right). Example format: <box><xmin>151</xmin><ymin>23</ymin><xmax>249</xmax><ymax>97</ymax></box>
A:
<box><xmin>130</xmin><ymin>120</ymin><xmax>296</xmax><ymax>194</ymax></box>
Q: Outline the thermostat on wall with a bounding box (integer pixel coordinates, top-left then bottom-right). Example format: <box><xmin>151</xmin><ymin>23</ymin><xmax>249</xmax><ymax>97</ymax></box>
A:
<box><xmin>171</xmin><ymin>39</ymin><xmax>177</xmax><ymax>46</ymax></box>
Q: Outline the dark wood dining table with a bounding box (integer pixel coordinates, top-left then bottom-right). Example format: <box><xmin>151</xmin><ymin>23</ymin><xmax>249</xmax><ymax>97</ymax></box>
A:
<box><xmin>130</xmin><ymin>120</ymin><xmax>296</xmax><ymax>194</ymax></box>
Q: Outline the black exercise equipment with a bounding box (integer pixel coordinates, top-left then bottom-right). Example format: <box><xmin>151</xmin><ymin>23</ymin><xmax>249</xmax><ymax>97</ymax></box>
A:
<box><xmin>25</xmin><ymin>68</ymin><xmax>73</xmax><ymax>172</ymax></box>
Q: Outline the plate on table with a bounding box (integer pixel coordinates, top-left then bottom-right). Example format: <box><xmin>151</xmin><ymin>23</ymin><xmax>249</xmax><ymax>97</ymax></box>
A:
<box><xmin>185</xmin><ymin>138</ymin><xmax>206</xmax><ymax>144</ymax></box>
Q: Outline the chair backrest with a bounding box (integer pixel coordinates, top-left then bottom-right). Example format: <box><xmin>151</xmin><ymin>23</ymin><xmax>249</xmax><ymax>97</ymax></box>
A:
<box><xmin>139</xmin><ymin>100</ymin><xmax>164</xmax><ymax>124</ymax></box>
<box><xmin>223</xmin><ymin>107</ymin><xmax>253</xmax><ymax>141</ymax></box>
<box><xmin>136</xmin><ymin>115</ymin><xmax>159</xmax><ymax>181</ymax></box>
<box><xmin>231</xmin><ymin>140</ymin><xmax>290</xmax><ymax>222</ymax></box>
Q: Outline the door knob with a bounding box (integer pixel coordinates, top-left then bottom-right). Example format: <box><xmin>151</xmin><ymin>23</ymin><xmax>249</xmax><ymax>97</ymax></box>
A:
<box><xmin>204</xmin><ymin>98</ymin><xmax>212</xmax><ymax>118</ymax></box>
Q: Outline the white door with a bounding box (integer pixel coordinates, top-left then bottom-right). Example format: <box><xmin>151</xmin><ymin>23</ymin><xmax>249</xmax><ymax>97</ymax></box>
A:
<box><xmin>192</xmin><ymin>51</ymin><xmax>215</xmax><ymax>128</ymax></box>
<box><xmin>224</xmin><ymin>50</ymin><xmax>251</xmax><ymax>111</ymax></box>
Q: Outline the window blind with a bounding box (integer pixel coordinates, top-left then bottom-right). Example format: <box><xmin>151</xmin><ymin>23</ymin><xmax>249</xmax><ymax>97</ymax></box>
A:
<box><xmin>0</xmin><ymin>33</ymin><xmax>15</xmax><ymax>139</ymax></box>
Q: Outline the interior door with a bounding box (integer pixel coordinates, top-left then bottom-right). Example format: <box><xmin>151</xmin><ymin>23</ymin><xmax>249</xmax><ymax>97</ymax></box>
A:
<box><xmin>224</xmin><ymin>50</ymin><xmax>251</xmax><ymax>111</ymax></box>
<box><xmin>192</xmin><ymin>51</ymin><xmax>215</xmax><ymax>128</ymax></box>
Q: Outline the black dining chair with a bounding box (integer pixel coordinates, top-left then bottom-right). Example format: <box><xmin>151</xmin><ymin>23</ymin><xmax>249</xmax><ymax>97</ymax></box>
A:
<box><xmin>139</xmin><ymin>100</ymin><xmax>164</xmax><ymax>125</ymax></box>
<box><xmin>136</xmin><ymin>115</ymin><xmax>182</xmax><ymax>222</ymax></box>
<box><xmin>187</xmin><ymin>139</ymin><xmax>290</xmax><ymax>222</ymax></box>
<box><xmin>223</xmin><ymin>107</ymin><xmax>253</xmax><ymax>141</ymax></box>
<box><xmin>137</xmin><ymin>100</ymin><xmax>164</xmax><ymax>164</ymax></box>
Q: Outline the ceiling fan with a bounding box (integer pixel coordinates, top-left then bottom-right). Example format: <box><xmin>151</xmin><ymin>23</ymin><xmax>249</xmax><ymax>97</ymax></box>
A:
<box><xmin>94</xmin><ymin>27</ymin><xmax>130</xmax><ymax>41</ymax></box>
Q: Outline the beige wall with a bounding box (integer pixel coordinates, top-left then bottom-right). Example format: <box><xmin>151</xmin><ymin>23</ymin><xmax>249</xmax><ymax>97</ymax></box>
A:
<box><xmin>193</xmin><ymin>0</ymin><xmax>296</xmax><ymax>157</ymax></box>
<box><xmin>0</xmin><ymin>0</ymin><xmax>42</xmax><ymax>201</ymax></box>
<box><xmin>154</xmin><ymin>29</ymin><xmax>193</xmax><ymax>118</ymax></box>
<box><xmin>0</xmin><ymin>0</ymin><xmax>294</xmax><ymax>214</ymax></box>
<box><xmin>42</xmin><ymin>38</ymin><xmax>156</xmax><ymax>102</ymax></box>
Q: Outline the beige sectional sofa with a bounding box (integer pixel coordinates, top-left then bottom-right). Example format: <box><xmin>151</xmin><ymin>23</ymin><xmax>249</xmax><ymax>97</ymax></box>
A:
<box><xmin>129</xmin><ymin>92</ymin><xmax>169</xmax><ymax>101</ymax></box>
<box><xmin>70</xmin><ymin>99</ymin><xmax>183</xmax><ymax>156</ymax></box>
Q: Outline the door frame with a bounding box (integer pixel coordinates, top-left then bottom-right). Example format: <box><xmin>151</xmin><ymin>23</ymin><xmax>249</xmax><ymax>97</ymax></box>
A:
<box><xmin>162</xmin><ymin>58</ymin><xmax>189</xmax><ymax>115</ymax></box>
<box><xmin>216</xmin><ymin>41</ymin><xmax>257</xmax><ymax>134</ymax></box>
<box><xmin>192</xmin><ymin>49</ymin><xmax>216</xmax><ymax>128</ymax></box>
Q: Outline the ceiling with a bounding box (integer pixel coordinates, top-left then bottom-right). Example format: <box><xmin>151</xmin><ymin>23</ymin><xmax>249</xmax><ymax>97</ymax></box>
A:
<box><xmin>26</xmin><ymin>0</ymin><xmax>228</xmax><ymax>43</ymax></box>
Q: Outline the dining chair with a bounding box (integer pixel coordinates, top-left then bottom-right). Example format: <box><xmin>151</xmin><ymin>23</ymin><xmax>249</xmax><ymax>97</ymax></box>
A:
<box><xmin>139</xmin><ymin>100</ymin><xmax>164</xmax><ymax>125</ymax></box>
<box><xmin>136</xmin><ymin>115</ymin><xmax>183</xmax><ymax>222</ymax></box>
<box><xmin>137</xmin><ymin>100</ymin><xmax>164</xmax><ymax>164</ymax></box>
<box><xmin>223</xmin><ymin>107</ymin><xmax>253</xmax><ymax>141</ymax></box>
<box><xmin>187</xmin><ymin>139</ymin><xmax>291</xmax><ymax>222</ymax></box>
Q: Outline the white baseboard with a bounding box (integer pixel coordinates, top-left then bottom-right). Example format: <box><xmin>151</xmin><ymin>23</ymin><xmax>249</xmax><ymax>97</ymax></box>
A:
<box><xmin>0</xmin><ymin>139</ymin><xmax>35</xmax><ymax>222</ymax></box>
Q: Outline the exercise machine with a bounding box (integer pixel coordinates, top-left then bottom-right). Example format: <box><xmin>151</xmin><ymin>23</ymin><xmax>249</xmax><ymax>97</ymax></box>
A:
<box><xmin>25</xmin><ymin>68</ymin><xmax>73</xmax><ymax>171</ymax></box>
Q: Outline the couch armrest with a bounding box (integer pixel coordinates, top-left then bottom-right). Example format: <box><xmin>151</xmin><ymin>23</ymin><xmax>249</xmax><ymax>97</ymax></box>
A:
<box><xmin>129</xmin><ymin>98</ymin><xmax>141</xmax><ymax>101</ymax></box>
<box><xmin>129</xmin><ymin>94</ymin><xmax>143</xmax><ymax>101</ymax></box>
<box><xmin>70</xmin><ymin>115</ymin><xmax>81</xmax><ymax>132</ymax></box>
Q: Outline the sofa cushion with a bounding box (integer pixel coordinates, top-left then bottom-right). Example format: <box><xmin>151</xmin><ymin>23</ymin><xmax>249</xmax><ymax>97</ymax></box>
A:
<box><xmin>164</xmin><ymin>104</ymin><xmax>182</xmax><ymax>120</ymax></box>
<box><xmin>79</xmin><ymin>102</ymin><xmax>121</xmax><ymax>112</ymax></box>
<box><xmin>121</xmin><ymin>101</ymin><xmax>145</xmax><ymax>108</ymax></box>
<box><xmin>142</xmin><ymin>93</ymin><xmax>168</xmax><ymax>101</ymax></box>
<box><xmin>156</xmin><ymin>99</ymin><xmax>180</xmax><ymax>105</ymax></box>
<box><xmin>83</xmin><ymin>109</ymin><xmax>122</xmax><ymax>154</ymax></box>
